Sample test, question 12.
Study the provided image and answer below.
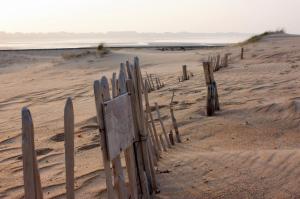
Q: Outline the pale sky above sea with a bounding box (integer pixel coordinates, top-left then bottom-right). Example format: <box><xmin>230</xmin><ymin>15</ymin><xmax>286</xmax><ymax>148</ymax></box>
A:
<box><xmin>1</xmin><ymin>0</ymin><xmax>300</xmax><ymax>34</ymax></box>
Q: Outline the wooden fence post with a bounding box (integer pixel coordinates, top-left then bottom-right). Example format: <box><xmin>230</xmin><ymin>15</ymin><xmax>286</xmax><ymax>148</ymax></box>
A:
<box><xmin>203</xmin><ymin>62</ymin><xmax>214</xmax><ymax>116</ymax></box>
<box><xmin>169</xmin><ymin>91</ymin><xmax>181</xmax><ymax>143</ymax></box>
<box><xmin>241</xmin><ymin>47</ymin><xmax>244</xmax><ymax>60</ymax></box>
<box><xmin>224</xmin><ymin>53</ymin><xmax>229</xmax><ymax>67</ymax></box>
<box><xmin>64</xmin><ymin>98</ymin><xmax>75</xmax><ymax>199</ymax></box>
<box><xmin>118</xmin><ymin>68</ymin><xmax>139</xmax><ymax>199</ymax></box>
<box><xmin>126</xmin><ymin>80</ymin><xmax>151</xmax><ymax>198</ymax></box>
<box><xmin>182</xmin><ymin>65</ymin><xmax>188</xmax><ymax>81</ymax></box>
<box><xmin>169</xmin><ymin>130</ymin><xmax>175</xmax><ymax>146</ymax></box>
<box><xmin>144</xmin><ymin>81</ymin><xmax>161</xmax><ymax>151</ymax></box>
<box><xmin>133</xmin><ymin>57</ymin><xmax>157</xmax><ymax>193</ymax></box>
<box><xmin>149</xmin><ymin>74</ymin><xmax>155</xmax><ymax>90</ymax></box>
<box><xmin>93</xmin><ymin>80</ymin><xmax>115</xmax><ymax>198</ymax></box>
<box><xmin>146</xmin><ymin>123</ymin><xmax>159</xmax><ymax>161</ymax></box>
<box><xmin>202</xmin><ymin>62</ymin><xmax>220</xmax><ymax>116</ymax></box>
<box><xmin>21</xmin><ymin>107</ymin><xmax>43</xmax><ymax>199</ymax></box>
<box><xmin>111</xmin><ymin>72</ymin><xmax>118</xmax><ymax>98</ymax></box>
<box><xmin>144</xmin><ymin>80</ymin><xmax>161</xmax><ymax>153</ymax></box>
<box><xmin>170</xmin><ymin>107</ymin><xmax>181</xmax><ymax>143</ymax></box>
<box><xmin>155</xmin><ymin>102</ymin><xmax>171</xmax><ymax>148</ymax></box>
<box><xmin>146</xmin><ymin>72</ymin><xmax>154</xmax><ymax>91</ymax></box>
<box><xmin>101</xmin><ymin>77</ymin><xmax>128</xmax><ymax>199</ymax></box>
<box><xmin>215</xmin><ymin>54</ymin><xmax>220</xmax><ymax>71</ymax></box>
<box><xmin>159</xmin><ymin>134</ymin><xmax>167</xmax><ymax>152</ymax></box>
<box><xmin>155</xmin><ymin>77</ymin><xmax>160</xmax><ymax>90</ymax></box>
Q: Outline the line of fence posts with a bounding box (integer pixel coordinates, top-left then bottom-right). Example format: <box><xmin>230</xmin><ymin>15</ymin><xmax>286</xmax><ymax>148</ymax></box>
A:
<box><xmin>202</xmin><ymin>61</ymin><xmax>220</xmax><ymax>116</ymax></box>
<box><xmin>20</xmin><ymin>56</ymin><xmax>183</xmax><ymax>199</ymax></box>
<box><xmin>208</xmin><ymin>53</ymin><xmax>230</xmax><ymax>72</ymax></box>
<box><xmin>145</xmin><ymin>72</ymin><xmax>164</xmax><ymax>92</ymax></box>
<box><xmin>94</xmin><ymin>57</ymin><xmax>183</xmax><ymax>199</ymax></box>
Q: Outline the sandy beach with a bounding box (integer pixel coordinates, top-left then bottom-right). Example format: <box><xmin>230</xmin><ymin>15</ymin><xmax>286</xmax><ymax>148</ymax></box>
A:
<box><xmin>0</xmin><ymin>33</ymin><xmax>300</xmax><ymax>198</ymax></box>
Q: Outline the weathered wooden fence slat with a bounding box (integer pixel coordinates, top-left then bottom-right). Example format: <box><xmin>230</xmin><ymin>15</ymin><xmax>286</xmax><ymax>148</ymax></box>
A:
<box><xmin>126</xmin><ymin>79</ymin><xmax>151</xmax><ymax>198</ymax></box>
<box><xmin>182</xmin><ymin>65</ymin><xmax>188</xmax><ymax>81</ymax></box>
<box><xmin>64</xmin><ymin>98</ymin><xmax>75</xmax><ymax>199</ymax></box>
<box><xmin>118</xmin><ymin>68</ymin><xmax>139</xmax><ymax>199</ymax></box>
<box><xmin>144</xmin><ymin>80</ymin><xmax>162</xmax><ymax>153</ymax></box>
<box><xmin>100</xmin><ymin>77</ymin><xmax>128</xmax><ymax>199</ymax></box>
<box><xmin>159</xmin><ymin>134</ymin><xmax>167</xmax><ymax>152</ymax></box>
<box><xmin>155</xmin><ymin>102</ymin><xmax>171</xmax><ymax>148</ymax></box>
<box><xmin>93</xmin><ymin>80</ymin><xmax>115</xmax><ymax>198</ymax></box>
<box><xmin>134</xmin><ymin>57</ymin><xmax>157</xmax><ymax>194</ymax></box>
<box><xmin>21</xmin><ymin>107</ymin><xmax>43</xmax><ymax>199</ymax></box>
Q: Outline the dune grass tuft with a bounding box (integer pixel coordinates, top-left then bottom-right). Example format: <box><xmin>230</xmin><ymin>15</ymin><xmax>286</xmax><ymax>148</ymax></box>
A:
<box><xmin>242</xmin><ymin>29</ymin><xmax>285</xmax><ymax>44</ymax></box>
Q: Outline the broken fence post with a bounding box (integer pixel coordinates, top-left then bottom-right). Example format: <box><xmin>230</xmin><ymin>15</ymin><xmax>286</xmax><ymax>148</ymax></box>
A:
<box><xmin>241</xmin><ymin>47</ymin><xmax>244</xmax><ymax>60</ymax></box>
<box><xmin>202</xmin><ymin>61</ymin><xmax>220</xmax><ymax>116</ymax></box>
<box><xmin>182</xmin><ymin>65</ymin><xmax>188</xmax><ymax>81</ymax></box>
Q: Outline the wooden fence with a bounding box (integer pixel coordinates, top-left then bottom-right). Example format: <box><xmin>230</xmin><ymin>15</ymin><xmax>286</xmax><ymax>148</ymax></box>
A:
<box><xmin>21</xmin><ymin>57</ymin><xmax>182</xmax><ymax>199</ymax></box>
<box><xmin>144</xmin><ymin>73</ymin><xmax>164</xmax><ymax>92</ymax></box>
<box><xmin>202</xmin><ymin>61</ymin><xmax>220</xmax><ymax>116</ymax></box>
<box><xmin>207</xmin><ymin>53</ymin><xmax>231</xmax><ymax>72</ymax></box>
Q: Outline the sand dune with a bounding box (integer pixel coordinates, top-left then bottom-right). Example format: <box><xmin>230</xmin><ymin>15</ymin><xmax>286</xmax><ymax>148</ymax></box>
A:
<box><xmin>0</xmin><ymin>34</ymin><xmax>300</xmax><ymax>198</ymax></box>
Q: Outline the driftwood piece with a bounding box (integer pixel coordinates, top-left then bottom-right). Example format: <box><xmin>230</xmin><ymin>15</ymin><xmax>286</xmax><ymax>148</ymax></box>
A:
<box><xmin>155</xmin><ymin>102</ymin><xmax>171</xmax><ymax>148</ymax></box>
<box><xmin>64</xmin><ymin>98</ymin><xmax>75</xmax><ymax>199</ymax></box>
<box><xmin>21</xmin><ymin>107</ymin><xmax>43</xmax><ymax>199</ymax></box>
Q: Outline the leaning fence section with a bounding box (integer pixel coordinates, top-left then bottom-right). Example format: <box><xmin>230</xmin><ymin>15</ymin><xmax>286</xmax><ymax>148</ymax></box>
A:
<box><xmin>21</xmin><ymin>56</ymin><xmax>182</xmax><ymax>199</ymax></box>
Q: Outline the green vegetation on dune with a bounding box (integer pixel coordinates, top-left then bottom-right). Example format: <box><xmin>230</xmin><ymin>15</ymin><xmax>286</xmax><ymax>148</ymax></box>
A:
<box><xmin>242</xmin><ymin>29</ymin><xmax>285</xmax><ymax>44</ymax></box>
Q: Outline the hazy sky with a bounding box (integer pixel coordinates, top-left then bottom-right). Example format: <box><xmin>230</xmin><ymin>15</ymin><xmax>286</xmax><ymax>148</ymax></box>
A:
<box><xmin>1</xmin><ymin>0</ymin><xmax>300</xmax><ymax>34</ymax></box>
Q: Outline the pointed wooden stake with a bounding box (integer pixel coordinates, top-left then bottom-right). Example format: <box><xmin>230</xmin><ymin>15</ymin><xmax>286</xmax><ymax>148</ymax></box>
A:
<box><xmin>64</xmin><ymin>98</ymin><xmax>75</xmax><ymax>199</ymax></box>
<box><xmin>93</xmin><ymin>80</ymin><xmax>115</xmax><ymax>198</ymax></box>
<box><xmin>21</xmin><ymin>107</ymin><xmax>43</xmax><ymax>199</ymax></box>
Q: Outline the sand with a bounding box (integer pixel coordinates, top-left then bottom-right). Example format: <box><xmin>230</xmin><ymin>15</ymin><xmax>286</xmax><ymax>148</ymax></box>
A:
<box><xmin>0</xmin><ymin>33</ymin><xmax>300</xmax><ymax>198</ymax></box>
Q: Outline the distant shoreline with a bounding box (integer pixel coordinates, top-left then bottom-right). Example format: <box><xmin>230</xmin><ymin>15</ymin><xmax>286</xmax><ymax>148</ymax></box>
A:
<box><xmin>0</xmin><ymin>44</ymin><xmax>226</xmax><ymax>52</ymax></box>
